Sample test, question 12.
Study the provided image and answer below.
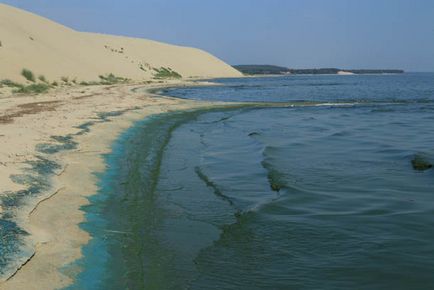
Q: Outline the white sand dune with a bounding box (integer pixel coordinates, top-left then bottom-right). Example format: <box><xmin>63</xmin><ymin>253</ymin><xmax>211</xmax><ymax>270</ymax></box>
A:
<box><xmin>0</xmin><ymin>80</ymin><xmax>232</xmax><ymax>289</ymax></box>
<box><xmin>0</xmin><ymin>4</ymin><xmax>241</xmax><ymax>83</ymax></box>
<box><xmin>0</xmin><ymin>4</ymin><xmax>243</xmax><ymax>289</ymax></box>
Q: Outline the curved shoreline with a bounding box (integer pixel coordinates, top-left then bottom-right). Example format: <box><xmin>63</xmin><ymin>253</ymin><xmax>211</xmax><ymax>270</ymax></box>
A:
<box><xmin>0</xmin><ymin>81</ymin><xmax>229</xmax><ymax>289</ymax></box>
<box><xmin>0</xmin><ymin>79</ymin><xmax>302</xmax><ymax>289</ymax></box>
<box><xmin>0</xmin><ymin>78</ymin><xmax>388</xmax><ymax>288</ymax></box>
<box><xmin>0</xmin><ymin>79</ymin><xmax>294</xmax><ymax>289</ymax></box>
<box><xmin>68</xmin><ymin>105</ymin><xmax>271</xmax><ymax>288</ymax></box>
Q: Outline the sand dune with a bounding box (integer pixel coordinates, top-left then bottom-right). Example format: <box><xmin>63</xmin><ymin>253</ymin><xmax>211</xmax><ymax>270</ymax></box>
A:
<box><xmin>0</xmin><ymin>4</ymin><xmax>242</xmax><ymax>288</ymax></box>
<box><xmin>0</xmin><ymin>4</ymin><xmax>241</xmax><ymax>83</ymax></box>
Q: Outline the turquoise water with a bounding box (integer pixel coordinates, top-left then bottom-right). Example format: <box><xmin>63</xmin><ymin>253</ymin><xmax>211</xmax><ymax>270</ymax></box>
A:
<box><xmin>73</xmin><ymin>73</ymin><xmax>434</xmax><ymax>289</ymax></box>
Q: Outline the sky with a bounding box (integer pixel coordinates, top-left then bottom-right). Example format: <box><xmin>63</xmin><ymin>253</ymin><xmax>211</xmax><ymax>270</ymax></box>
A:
<box><xmin>1</xmin><ymin>0</ymin><xmax>433</xmax><ymax>72</ymax></box>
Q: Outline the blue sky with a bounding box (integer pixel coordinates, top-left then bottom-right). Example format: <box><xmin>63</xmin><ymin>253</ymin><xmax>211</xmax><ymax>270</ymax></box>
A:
<box><xmin>2</xmin><ymin>0</ymin><xmax>433</xmax><ymax>71</ymax></box>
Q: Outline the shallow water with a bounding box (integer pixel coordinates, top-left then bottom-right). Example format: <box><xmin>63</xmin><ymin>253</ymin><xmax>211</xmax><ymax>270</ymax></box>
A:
<box><xmin>73</xmin><ymin>73</ymin><xmax>434</xmax><ymax>289</ymax></box>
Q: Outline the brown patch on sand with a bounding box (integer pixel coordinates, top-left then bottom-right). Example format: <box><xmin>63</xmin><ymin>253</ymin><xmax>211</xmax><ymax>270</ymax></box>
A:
<box><xmin>0</xmin><ymin>101</ymin><xmax>61</xmax><ymax>124</ymax></box>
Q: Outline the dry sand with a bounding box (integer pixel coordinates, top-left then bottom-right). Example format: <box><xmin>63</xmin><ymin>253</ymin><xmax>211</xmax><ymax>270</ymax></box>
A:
<box><xmin>0</xmin><ymin>4</ymin><xmax>244</xmax><ymax>288</ymax></box>
<box><xmin>0</xmin><ymin>80</ymin><xmax>241</xmax><ymax>290</ymax></box>
<box><xmin>0</xmin><ymin>4</ymin><xmax>241</xmax><ymax>83</ymax></box>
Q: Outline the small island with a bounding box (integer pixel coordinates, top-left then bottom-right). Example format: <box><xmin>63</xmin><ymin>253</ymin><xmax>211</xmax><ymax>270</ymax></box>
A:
<box><xmin>233</xmin><ymin>65</ymin><xmax>404</xmax><ymax>75</ymax></box>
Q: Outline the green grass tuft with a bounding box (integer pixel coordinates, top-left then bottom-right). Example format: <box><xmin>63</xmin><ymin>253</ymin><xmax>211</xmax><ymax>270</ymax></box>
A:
<box><xmin>98</xmin><ymin>73</ymin><xmax>130</xmax><ymax>85</ymax></box>
<box><xmin>14</xmin><ymin>83</ymin><xmax>51</xmax><ymax>94</ymax></box>
<box><xmin>21</xmin><ymin>69</ymin><xmax>36</xmax><ymax>82</ymax></box>
<box><xmin>38</xmin><ymin>75</ymin><xmax>48</xmax><ymax>83</ymax></box>
<box><xmin>153</xmin><ymin>67</ymin><xmax>182</xmax><ymax>79</ymax></box>
<box><xmin>0</xmin><ymin>79</ymin><xmax>23</xmax><ymax>88</ymax></box>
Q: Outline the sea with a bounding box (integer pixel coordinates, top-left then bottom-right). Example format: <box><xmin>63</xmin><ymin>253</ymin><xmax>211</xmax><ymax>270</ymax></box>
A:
<box><xmin>45</xmin><ymin>73</ymin><xmax>434</xmax><ymax>289</ymax></box>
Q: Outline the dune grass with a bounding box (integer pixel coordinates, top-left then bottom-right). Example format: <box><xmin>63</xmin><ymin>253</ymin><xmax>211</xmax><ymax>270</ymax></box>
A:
<box><xmin>1</xmin><ymin>69</ymin><xmax>50</xmax><ymax>94</ymax></box>
<box><xmin>0</xmin><ymin>79</ymin><xmax>22</xmax><ymax>88</ymax></box>
<box><xmin>2</xmin><ymin>69</ymin><xmax>132</xmax><ymax>94</ymax></box>
<box><xmin>153</xmin><ymin>67</ymin><xmax>182</xmax><ymax>79</ymax></box>
<box><xmin>38</xmin><ymin>75</ymin><xmax>48</xmax><ymax>83</ymax></box>
<box><xmin>98</xmin><ymin>73</ymin><xmax>130</xmax><ymax>85</ymax></box>
<box><xmin>1</xmin><ymin>80</ymin><xmax>50</xmax><ymax>94</ymax></box>
<box><xmin>13</xmin><ymin>83</ymin><xmax>51</xmax><ymax>94</ymax></box>
<box><xmin>21</xmin><ymin>69</ymin><xmax>36</xmax><ymax>82</ymax></box>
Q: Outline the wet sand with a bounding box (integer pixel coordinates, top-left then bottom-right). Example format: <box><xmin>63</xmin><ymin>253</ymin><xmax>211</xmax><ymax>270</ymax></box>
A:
<box><xmin>0</xmin><ymin>80</ymin><xmax>231</xmax><ymax>289</ymax></box>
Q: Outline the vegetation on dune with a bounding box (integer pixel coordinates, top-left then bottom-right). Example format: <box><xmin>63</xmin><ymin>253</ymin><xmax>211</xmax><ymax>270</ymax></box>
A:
<box><xmin>78</xmin><ymin>74</ymin><xmax>130</xmax><ymax>86</ymax></box>
<box><xmin>104</xmin><ymin>44</ymin><xmax>125</xmax><ymax>54</ymax></box>
<box><xmin>139</xmin><ymin>62</ymin><xmax>152</xmax><ymax>72</ymax></box>
<box><xmin>1</xmin><ymin>80</ymin><xmax>50</xmax><ymax>94</ymax></box>
<box><xmin>13</xmin><ymin>83</ymin><xmax>51</xmax><ymax>94</ymax></box>
<box><xmin>1</xmin><ymin>69</ymin><xmax>50</xmax><ymax>94</ymax></box>
<box><xmin>79</xmin><ymin>81</ymin><xmax>101</xmax><ymax>86</ymax></box>
<box><xmin>38</xmin><ymin>75</ymin><xmax>48</xmax><ymax>83</ymax></box>
<box><xmin>153</xmin><ymin>67</ymin><xmax>182</xmax><ymax>79</ymax></box>
<box><xmin>2</xmin><ymin>69</ymin><xmax>132</xmax><ymax>94</ymax></box>
<box><xmin>21</xmin><ymin>68</ymin><xmax>36</xmax><ymax>82</ymax></box>
<box><xmin>98</xmin><ymin>73</ymin><xmax>130</xmax><ymax>85</ymax></box>
<box><xmin>0</xmin><ymin>79</ymin><xmax>23</xmax><ymax>88</ymax></box>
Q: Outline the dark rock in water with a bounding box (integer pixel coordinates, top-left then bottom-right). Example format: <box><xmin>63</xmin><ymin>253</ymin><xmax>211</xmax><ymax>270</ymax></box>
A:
<box><xmin>411</xmin><ymin>154</ymin><xmax>433</xmax><ymax>171</ymax></box>
<box><xmin>270</xmin><ymin>183</ymin><xmax>281</xmax><ymax>192</ymax></box>
<box><xmin>248</xmin><ymin>132</ymin><xmax>260</xmax><ymax>137</ymax></box>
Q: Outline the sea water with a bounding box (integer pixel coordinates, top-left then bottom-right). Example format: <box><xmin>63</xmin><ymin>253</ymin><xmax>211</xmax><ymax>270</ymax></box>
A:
<box><xmin>73</xmin><ymin>73</ymin><xmax>434</xmax><ymax>289</ymax></box>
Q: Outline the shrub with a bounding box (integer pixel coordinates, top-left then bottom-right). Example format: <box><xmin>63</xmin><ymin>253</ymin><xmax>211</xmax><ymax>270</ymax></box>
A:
<box><xmin>14</xmin><ymin>83</ymin><xmax>50</xmax><ymax>94</ymax></box>
<box><xmin>98</xmin><ymin>73</ymin><xmax>129</xmax><ymax>85</ymax></box>
<box><xmin>0</xmin><ymin>79</ymin><xmax>23</xmax><ymax>88</ymax></box>
<box><xmin>61</xmin><ymin>76</ymin><xmax>69</xmax><ymax>83</ymax></box>
<box><xmin>21</xmin><ymin>69</ymin><xmax>35</xmax><ymax>82</ymax></box>
<box><xmin>80</xmin><ymin>81</ymin><xmax>100</xmax><ymax>86</ymax></box>
<box><xmin>38</xmin><ymin>75</ymin><xmax>48</xmax><ymax>83</ymax></box>
<box><xmin>153</xmin><ymin>67</ymin><xmax>182</xmax><ymax>79</ymax></box>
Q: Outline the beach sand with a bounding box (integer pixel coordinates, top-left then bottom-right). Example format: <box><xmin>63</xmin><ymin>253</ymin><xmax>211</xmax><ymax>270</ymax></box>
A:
<box><xmin>0</xmin><ymin>3</ymin><xmax>241</xmax><ymax>83</ymax></box>
<box><xmin>0</xmin><ymin>80</ymin><xmax>238</xmax><ymax>290</ymax></box>
<box><xmin>0</xmin><ymin>4</ymin><xmax>244</xmax><ymax>288</ymax></box>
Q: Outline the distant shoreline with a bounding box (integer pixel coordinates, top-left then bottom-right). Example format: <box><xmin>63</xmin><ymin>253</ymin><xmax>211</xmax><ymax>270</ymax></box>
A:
<box><xmin>233</xmin><ymin>65</ymin><xmax>405</xmax><ymax>76</ymax></box>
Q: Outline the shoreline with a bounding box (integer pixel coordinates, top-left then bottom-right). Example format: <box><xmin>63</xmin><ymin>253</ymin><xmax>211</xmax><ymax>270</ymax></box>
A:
<box><xmin>2</xmin><ymin>74</ymin><xmax>432</xmax><ymax>289</ymax></box>
<box><xmin>0</xmin><ymin>78</ymin><xmax>295</xmax><ymax>289</ymax></box>
<box><xmin>0</xmin><ymin>80</ymin><xmax>239</xmax><ymax>289</ymax></box>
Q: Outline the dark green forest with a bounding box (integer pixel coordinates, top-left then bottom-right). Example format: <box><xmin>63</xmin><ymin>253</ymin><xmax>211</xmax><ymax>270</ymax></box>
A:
<box><xmin>233</xmin><ymin>65</ymin><xmax>404</xmax><ymax>75</ymax></box>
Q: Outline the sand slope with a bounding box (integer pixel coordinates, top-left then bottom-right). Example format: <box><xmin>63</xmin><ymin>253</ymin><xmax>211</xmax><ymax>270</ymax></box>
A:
<box><xmin>0</xmin><ymin>4</ymin><xmax>241</xmax><ymax>83</ymax></box>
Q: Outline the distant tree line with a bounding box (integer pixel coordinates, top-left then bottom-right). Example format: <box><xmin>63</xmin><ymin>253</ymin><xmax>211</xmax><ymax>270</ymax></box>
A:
<box><xmin>233</xmin><ymin>65</ymin><xmax>290</xmax><ymax>75</ymax></box>
<box><xmin>342</xmin><ymin>69</ymin><xmax>404</xmax><ymax>74</ymax></box>
<box><xmin>233</xmin><ymin>65</ymin><xmax>404</xmax><ymax>75</ymax></box>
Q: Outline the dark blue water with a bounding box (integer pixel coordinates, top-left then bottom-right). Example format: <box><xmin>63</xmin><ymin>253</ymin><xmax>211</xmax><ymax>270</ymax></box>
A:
<box><xmin>162</xmin><ymin>73</ymin><xmax>434</xmax><ymax>103</ymax></box>
<box><xmin>72</xmin><ymin>73</ymin><xmax>434</xmax><ymax>289</ymax></box>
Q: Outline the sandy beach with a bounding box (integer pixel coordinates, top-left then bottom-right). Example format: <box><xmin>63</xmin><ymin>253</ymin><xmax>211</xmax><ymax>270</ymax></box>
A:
<box><xmin>2</xmin><ymin>1</ymin><xmax>432</xmax><ymax>289</ymax></box>
<box><xmin>0</xmin><ymin>4</ymin><xmax>243</xmax><ymax>287</ymax></box>
<box><xmin>0</xmin><ymin>80</ymin><xmax>242</xmax><ymax>289</ymax></box>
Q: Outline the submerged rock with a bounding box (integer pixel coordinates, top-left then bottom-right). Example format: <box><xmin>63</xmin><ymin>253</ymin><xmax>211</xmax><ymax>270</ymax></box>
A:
<box><xmin>270</xmin><ymin>183</ymin><xmax>282</xmax><ymax>192</ymax></box>
<box><xmin>411</xmin><ymin>154</ymin><xmax>433</xmax><ymax>171</ymax></box>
